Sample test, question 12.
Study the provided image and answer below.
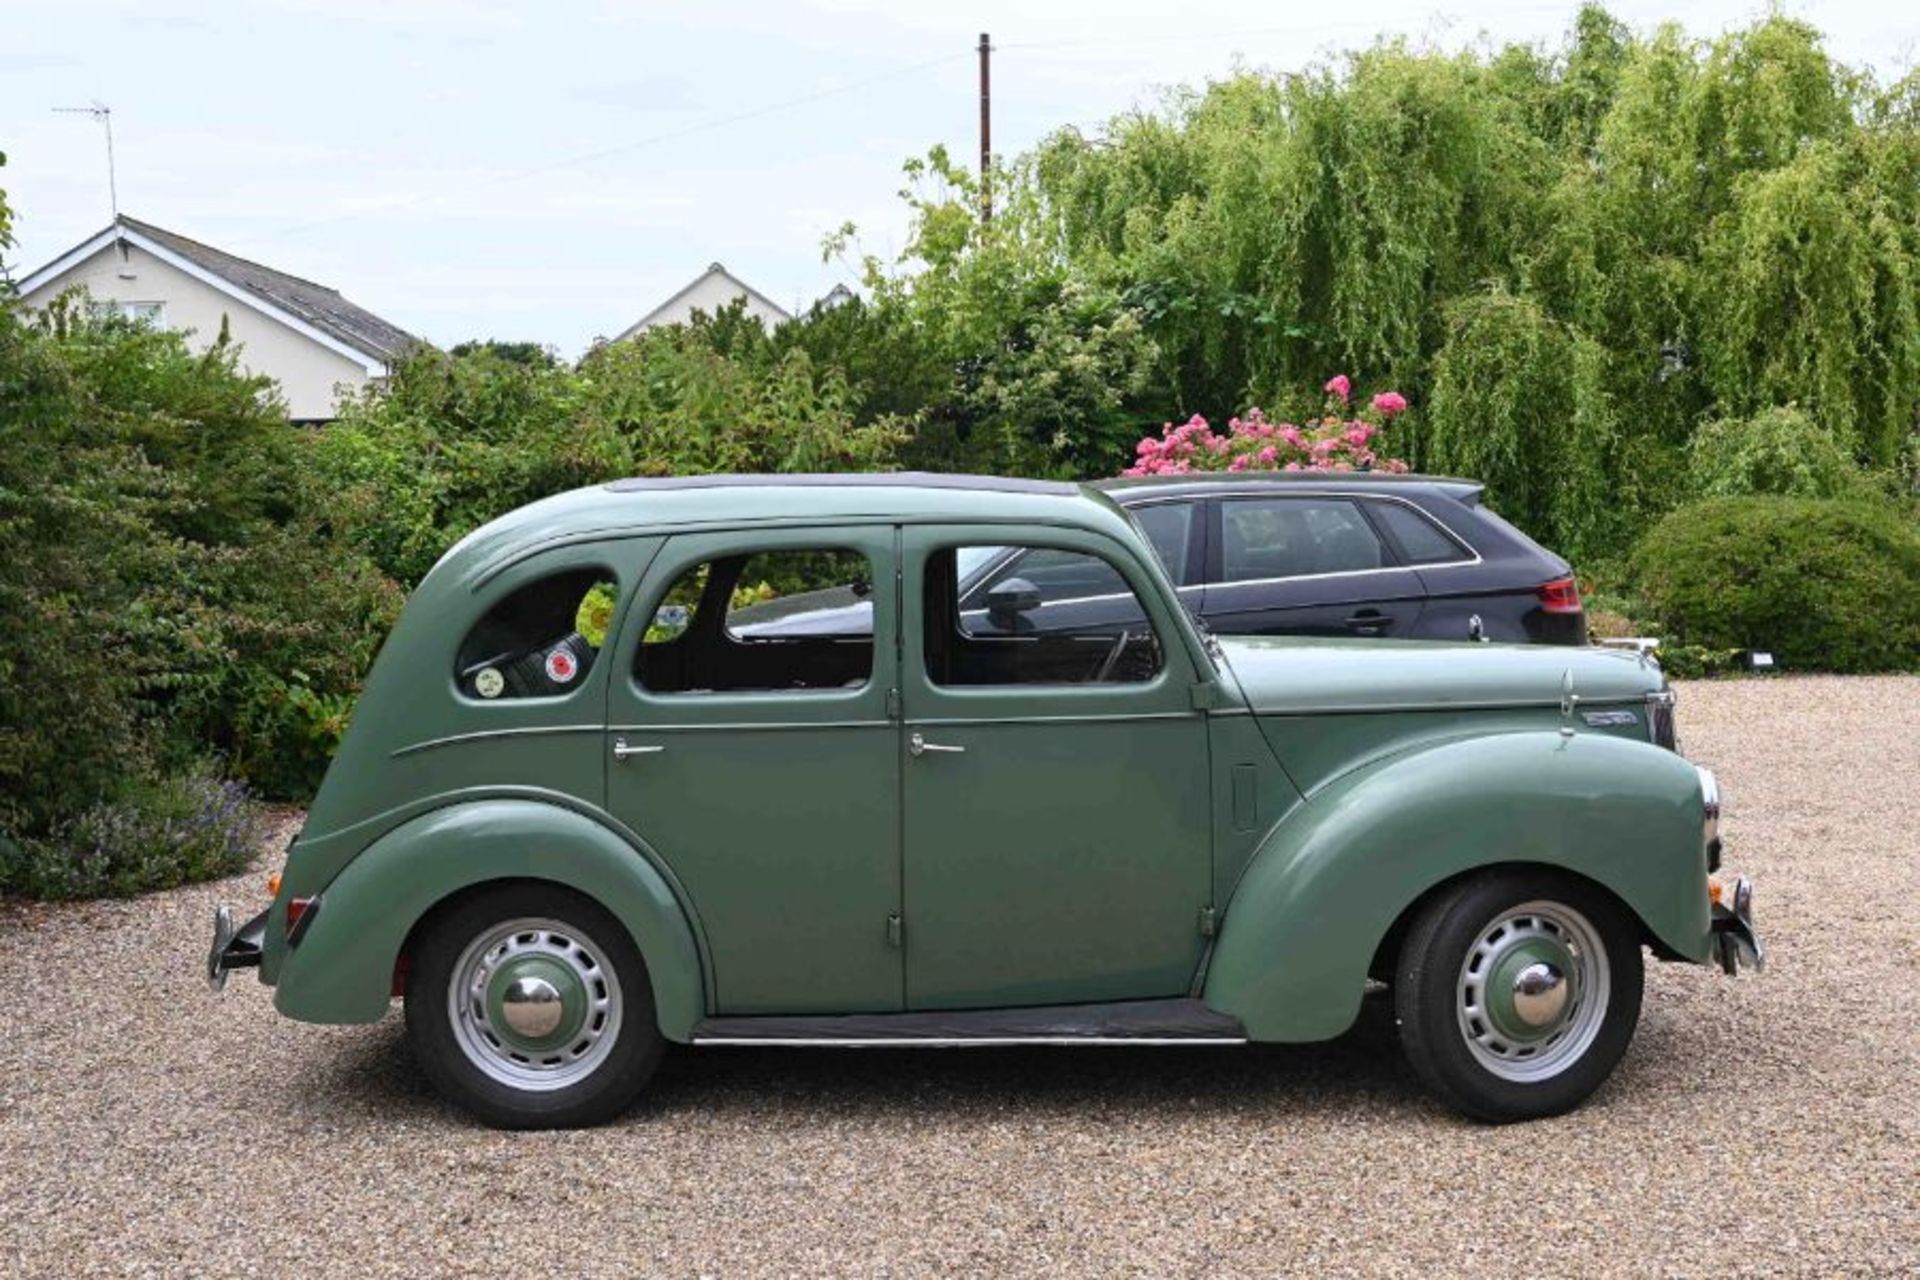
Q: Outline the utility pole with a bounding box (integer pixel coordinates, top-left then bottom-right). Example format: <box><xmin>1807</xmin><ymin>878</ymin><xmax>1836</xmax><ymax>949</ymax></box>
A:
<box><xmin>54</xmin><ymin>100</ymin><xmax>117</xmax><ymax>220</ymax></box>
<box><xmin>977</xmin><ymin>32</ymin><xmax>992</xmax><ymax>222</ymax></box>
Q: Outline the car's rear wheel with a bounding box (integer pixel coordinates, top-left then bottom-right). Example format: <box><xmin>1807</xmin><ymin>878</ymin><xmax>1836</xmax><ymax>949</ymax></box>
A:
<box><xmin>405</xmin><ymin>883</ymin><xmax>662</xmax><ymax>1128</ymax></box>
<box><xmin>1394</xmin><ymin>869</ymin><xmax>1643</xmax><ymax>1122</ymax></box>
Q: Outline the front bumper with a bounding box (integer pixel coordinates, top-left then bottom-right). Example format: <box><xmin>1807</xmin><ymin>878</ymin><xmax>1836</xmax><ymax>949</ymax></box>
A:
<box><xmin>207</xmin><ymin>906</ymin><xmax>267</xmax><ymax>991</ymax></box>
<box><xmin>1710</xmin><ymin>875</ymin><xmax>1764</xmax><ymax>975</ymax></box>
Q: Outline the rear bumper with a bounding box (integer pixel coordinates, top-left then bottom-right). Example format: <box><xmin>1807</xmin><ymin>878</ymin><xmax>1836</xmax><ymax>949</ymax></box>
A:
<box><xmin>1709</xmin><ymin>875</ymin><xmax>1764</xmax><ymax>975</ymax></box>
<box><xmin>207</xmin><ymin>906</ymin><xmax>267</xmax><ymax>991</ymax></box>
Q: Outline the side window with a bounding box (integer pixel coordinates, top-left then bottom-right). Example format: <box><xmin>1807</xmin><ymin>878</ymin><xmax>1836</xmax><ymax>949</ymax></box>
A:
<box><xmin>456</xmin><ymin>567</ymin><xmax>616</xmax><ymax>700</ymax></box>
<box><xmin>1219</xmin><ymin>498</ymin><xmax>1388</xmax><ymax>582</ymax></box>
<box><xmin>926</xmin><ymin>545</ymin><xmax>1163</xmax><ymax>687</ymax></box>
<box><xmin>636</xmin><ymin>547</ymin><xmax>875</xmax><ymax>694</ymax></box>
<box><xmin>1370</xmin><ymin>500</ymin><xmax>1472</xmax><ymax>565</ymax></box>
<box><xmin>1128</xmin><ymin>502</ymin><xmax>1195</xmax><ymax>586</ymax></box>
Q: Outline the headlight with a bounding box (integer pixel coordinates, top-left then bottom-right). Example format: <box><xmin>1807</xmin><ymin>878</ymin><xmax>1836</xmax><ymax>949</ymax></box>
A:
<box><xmin>1696</xmin><ymin>765</ymin><xmax>1722</xmax><ymax>872</ymax></box>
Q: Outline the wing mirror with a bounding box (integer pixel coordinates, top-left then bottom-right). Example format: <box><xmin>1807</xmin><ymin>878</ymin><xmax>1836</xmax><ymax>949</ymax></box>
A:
<box><xmin>984</xmin><ymin>577</ymin><xmax>1042</xmax><ymax>630</ymax></box>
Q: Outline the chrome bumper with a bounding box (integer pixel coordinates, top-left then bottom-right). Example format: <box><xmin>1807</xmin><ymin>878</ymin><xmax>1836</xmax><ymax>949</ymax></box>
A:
<box><xmin>1710</xmin><ymin>875</ymin><xmax>1764</xmax><ymax>975</ymax></box>
<box><xmin>207</xmin><ymin>906</ymin><xmax>267</xmax><ymax>991</ymax></box>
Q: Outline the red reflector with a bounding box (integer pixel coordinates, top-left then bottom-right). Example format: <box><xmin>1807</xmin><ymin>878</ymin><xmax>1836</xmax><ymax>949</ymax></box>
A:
<box><xmin>1537</xmin><ymin>576</ymin><xmax>1583</xmax><ymax>614</ymax></box>
<box><xmin>285</xmin><ymin>896</ymin><xmax>317</xmax><ymax>937</ymax></box>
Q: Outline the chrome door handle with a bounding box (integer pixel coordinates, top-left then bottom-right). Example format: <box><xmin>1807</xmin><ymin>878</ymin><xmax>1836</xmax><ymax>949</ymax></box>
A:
<box><xmin>612</xmin><ymin>737</ymin><xmax>665</xmax><ymax>761</ymax></box>
<box><xmin>908</xmin><ymin>732</ymin><xmax>965</xmax><ymax>757</ymax></box>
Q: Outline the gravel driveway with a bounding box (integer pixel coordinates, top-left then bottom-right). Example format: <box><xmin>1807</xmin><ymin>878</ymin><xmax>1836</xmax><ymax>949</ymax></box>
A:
<box><xmin>3</xmin><ymin>676</ymin><xmax>1916</xmax><ymax>1276</ymax></box>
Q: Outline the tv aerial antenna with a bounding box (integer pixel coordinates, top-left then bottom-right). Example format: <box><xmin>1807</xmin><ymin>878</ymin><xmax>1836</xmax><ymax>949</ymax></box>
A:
<box><xmin>53</xmin><ymin>100</ymin><xmax>117</xmax><ymax>219</ymax></box>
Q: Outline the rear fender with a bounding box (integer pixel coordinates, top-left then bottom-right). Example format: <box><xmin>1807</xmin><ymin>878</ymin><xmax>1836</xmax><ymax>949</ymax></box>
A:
<box><xmin>1204</xmin><ymin>730</ymin><xmax>1709</xmax><ymax>1042</ymax></box>
<box><xmin>272</xmin><ymin>799</ymin><xmax>707</xmax><ymax>1042</ymax></box>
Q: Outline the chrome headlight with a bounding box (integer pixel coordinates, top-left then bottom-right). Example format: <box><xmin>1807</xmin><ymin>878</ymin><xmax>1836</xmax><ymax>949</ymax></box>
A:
<box><xmin>1646</xmin><ymin>688</ymin><xmax>1678</xmax><ymax>752</ymax></box>
<box><xmin>1696</xmin><ymin>764</ymin><xmax>1722</xmax><ymax>871</ymax></box>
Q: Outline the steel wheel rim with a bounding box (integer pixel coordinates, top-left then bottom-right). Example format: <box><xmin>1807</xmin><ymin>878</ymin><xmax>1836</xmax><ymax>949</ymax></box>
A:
<box><xmin>1455</xmin><ymin>899</ymin><xmax>1609</xmax><ymax>1083</ymax></box>
<box><xmin>447</xmin><ymin>916</ymin><xmax>622</xmax><ymax>1091</ymax></box>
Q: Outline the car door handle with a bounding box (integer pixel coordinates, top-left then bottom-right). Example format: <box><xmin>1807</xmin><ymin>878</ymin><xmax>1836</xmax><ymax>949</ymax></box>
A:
<box><xmin>612</xmin><ymin>737</ymin><xmax>665</xmax><ymax>761</ymax></box>
<box><xmin>1344</xmin><ymin>610</ymin><xmax>1389</xmax><ymax>634</ymax></box>
<box><xmin>908</xmin><ymin>732</ymin><xmax>965</xmax><ymax>757</ymax></box>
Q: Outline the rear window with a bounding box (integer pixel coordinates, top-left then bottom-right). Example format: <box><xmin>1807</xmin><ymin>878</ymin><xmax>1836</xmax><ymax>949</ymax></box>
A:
<box><xmin>456</xmin><ymin>567</ymin><xmax>615</xmax><ymax>700</ymax></box>
<box><xmin>1370</xmin><ymin>500</ymin><xmax>1473</xmax><ymax>565</ymax></box>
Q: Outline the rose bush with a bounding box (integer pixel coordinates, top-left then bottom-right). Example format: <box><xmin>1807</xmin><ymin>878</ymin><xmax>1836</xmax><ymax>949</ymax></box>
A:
<box><xmin>1123</xmin><ymin>375</ymin><xmax>1412</xmax><ymax>476</ymax></box>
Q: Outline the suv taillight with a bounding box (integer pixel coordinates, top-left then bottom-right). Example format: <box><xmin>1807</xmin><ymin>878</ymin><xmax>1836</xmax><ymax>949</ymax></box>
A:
<box><xmin>1537</xmin><ymin>576</ymin><xmax>1582</xmax><ymax>614</ymax></box>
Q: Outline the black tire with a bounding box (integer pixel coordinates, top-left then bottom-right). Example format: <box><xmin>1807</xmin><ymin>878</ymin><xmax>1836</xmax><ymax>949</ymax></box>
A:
<box><xmin>404</xmin><ymin>883</ymin><xmax>664</xmax><ymax>1129</ymax></box>
<box><xmin>1393</xmin><ymin>868</ymin><xmax>1644</xmax><ymax>1122</ymax></box>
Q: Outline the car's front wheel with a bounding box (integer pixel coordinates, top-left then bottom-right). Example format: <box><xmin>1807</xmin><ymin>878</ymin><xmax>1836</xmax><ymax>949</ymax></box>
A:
<box><xmin>405</xmin><ymin>883</ymin><xmax>663</xmax><ymax>1128</ymax></box>
<box><xmin>1394</xmin><ymin>869</ymin><xmax>1644</xmax><ymax>1122</ymax></box>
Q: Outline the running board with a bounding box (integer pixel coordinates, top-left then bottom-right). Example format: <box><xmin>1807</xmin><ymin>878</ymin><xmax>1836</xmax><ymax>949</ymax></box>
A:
<box><xmin>691</xmin><ymin>997</ymin><xmax>1246</xmax><ymax>1047</ymax></box>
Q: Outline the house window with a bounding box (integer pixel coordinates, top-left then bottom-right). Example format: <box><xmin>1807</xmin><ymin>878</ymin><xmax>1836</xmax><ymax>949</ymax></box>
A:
<box><xmin>86</xmin><ymin>300</ymin><xmax>166</xmax><ymax>325</ymax></box>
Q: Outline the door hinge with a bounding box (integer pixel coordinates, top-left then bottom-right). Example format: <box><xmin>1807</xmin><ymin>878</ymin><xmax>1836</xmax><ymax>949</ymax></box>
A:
<box><xmin>886</xmin><ymin>912</ymin><xmax>903</xmax><ymax>949</ymax></box>
<box><xmin>886</xmin><ymin>687</ymin><xmax>901</xmax><ymax>720</ymax></box>
<box><xmin>1198</xmin><ymin>906</ymin><xmax>1218</xmax><ymax>938</ymax></box>
<box><xmin>1190</xmin><ymin>681</ymin><xmax>1218</xmax><ymax>711</ymax></box>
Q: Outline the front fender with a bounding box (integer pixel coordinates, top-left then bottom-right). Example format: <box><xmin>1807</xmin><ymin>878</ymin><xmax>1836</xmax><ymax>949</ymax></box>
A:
<box><xmin>273</xmin><ymin>799</ymin><xmax>707</xmax><ymax>1042</ymax></box>
<box><xmin>1204</xmin><ymin>730</ymin><xmax>1710</xmax><ymax>1042</ymax></box>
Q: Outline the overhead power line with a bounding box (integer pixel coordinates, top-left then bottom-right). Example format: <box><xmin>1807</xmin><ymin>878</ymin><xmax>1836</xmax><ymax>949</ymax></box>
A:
<box><xmin>266</xmin><ymin>49</ymin><xmax>972</xmax><ymax>241</ymax></box>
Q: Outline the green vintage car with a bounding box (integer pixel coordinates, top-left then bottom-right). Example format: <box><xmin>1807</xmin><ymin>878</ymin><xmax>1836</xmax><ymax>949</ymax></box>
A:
<box><xmin>210</xmin><ymin>474</ymin><xmax>1762</xmax><ymax>1128</ymax></box>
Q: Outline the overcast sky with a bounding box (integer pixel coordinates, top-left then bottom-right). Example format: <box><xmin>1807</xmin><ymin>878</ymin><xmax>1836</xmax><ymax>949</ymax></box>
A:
<box><xmin>1</xmin><ymin>0</ymin><xmax>1913</xmax><ymax>356</ymax></box>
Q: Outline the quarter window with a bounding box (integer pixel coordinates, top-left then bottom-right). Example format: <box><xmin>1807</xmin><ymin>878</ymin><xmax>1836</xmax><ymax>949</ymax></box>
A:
<box><xmin>1371</xmin><ymin>500</ymin><xmax>1472</xmax><ymax>565</ymax></box>
<box><xmin>927</xmin><ymin>545</ymin><xmax>1163</xmax><ymax>687</ymax></box>
<box><xmin>636</xmin><ymin>548</ymin><xmax>875</xmax><ymax>694</ymax></box>
<box><xmin>1219</xmin><ymin>498</ymin><xmax>1388</xmax><ymax>582</ymax></box>
<box><xmin>456</xmin><ymin>567</ymin><xmax>616</xmax><ymax>700</ymax></box>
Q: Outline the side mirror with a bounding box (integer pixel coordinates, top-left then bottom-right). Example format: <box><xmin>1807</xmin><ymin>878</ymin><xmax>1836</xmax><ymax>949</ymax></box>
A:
<box><xmin>984</xmin><ymin>577</ymin><xmax>1042</xmax><ymax>629</ymax></box>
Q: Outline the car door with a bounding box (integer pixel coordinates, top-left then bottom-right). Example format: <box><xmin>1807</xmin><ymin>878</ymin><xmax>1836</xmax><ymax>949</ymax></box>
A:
<box><xmin>603</xmin><ymin>526</ymin><xmax>902</xmax><ymax>1015</ymax></box>
<box><xmin>899</xmin><ymin>524</ymin><xmax>1214</xmax><ymax>1010</ymax></box>
<box><xmin>1201</xmin><ymin>494</ymin><xmax>1426</xmax><ymax>637</ymax></box>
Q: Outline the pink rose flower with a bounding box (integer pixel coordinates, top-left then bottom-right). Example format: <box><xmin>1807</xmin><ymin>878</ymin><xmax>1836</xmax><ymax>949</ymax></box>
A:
<box><xmin>1371</xmin><ymin>391</ymin><xmax>1408</xmax><ymax>416</ymax></box>
<box><xmin>1324</xmin><ymin>374</ymin><xmax>1351</xmax><ymax>401</ymax></box>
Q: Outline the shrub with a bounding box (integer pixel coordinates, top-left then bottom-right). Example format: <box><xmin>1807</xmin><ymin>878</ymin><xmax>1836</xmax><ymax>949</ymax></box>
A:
<box><xmin>1687</xmin><ymin>404</ymin><xmax>1863</xmax><ymax>499</ymax></box>
<box><xmin>1124</xmin><ymin>375</ymin><xmax>1412</xmax><ymax>475</ymax></box>
<box><xmin>0</xmin><ymin>764</ymin><xmax>268</xmax><ymax>900</ymax></box>
<box><xmin>1629</xmin><ymin>496</ymin><xmax>1920</xmax><ymax>672</ymax></box>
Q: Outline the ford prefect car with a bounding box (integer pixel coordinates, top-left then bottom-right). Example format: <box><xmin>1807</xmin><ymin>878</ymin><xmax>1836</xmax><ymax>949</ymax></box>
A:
<box><xmin>210</xmin><ymin>474</ymin><xmax>1762</xmax><ymax>1128</ymax></box>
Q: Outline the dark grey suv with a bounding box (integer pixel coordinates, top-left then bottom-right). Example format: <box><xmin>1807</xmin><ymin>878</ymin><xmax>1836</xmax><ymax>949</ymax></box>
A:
<box><xmin>1090</xmin><ymin>473</ymin><xmax>1587</xmax><ymax>645</ymax></box>
<box><xmin>732</xmin><ymin>472</ymin><xmax>1587</xmax><ymax>646</ymax></box>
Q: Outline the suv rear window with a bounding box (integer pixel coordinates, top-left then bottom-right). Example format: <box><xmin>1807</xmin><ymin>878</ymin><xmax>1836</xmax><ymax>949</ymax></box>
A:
<box><xmin>1220</xmin><ymin>498</ymin><xmax>1386</xmax><ymax>581</ymax></box>
<box><xmin>1370</xmin><ymin>500</ymin><xmax>1472</xmax><ymax>565</ymax></box>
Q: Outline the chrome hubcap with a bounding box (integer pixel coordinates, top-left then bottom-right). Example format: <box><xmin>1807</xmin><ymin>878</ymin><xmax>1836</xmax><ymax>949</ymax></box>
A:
<box><xmin>499</xmin><ymin>975</ymin><xmax>566</xmax><ymax>1039</ymax></box>
<box><xmin>1457</xmin><ymin>900</ymin><xmax>1609</xmax><ymax>1083</ymax></box>
<box><xmin>448</xmin><ymin>917</ymin><xmax>621</xmax><ymax>1091</ymax></box>
<box><xmin>1510</xmin><ymin>961</ymin><xmax>1568</xmax><ymax>1028</ymax></box>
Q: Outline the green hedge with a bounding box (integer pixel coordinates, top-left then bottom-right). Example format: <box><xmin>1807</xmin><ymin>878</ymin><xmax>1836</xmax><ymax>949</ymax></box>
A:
<box><xmin>1630</xmin><ymin>497</ymin><xmax>1920</xmax><ymax>672</ymax></box>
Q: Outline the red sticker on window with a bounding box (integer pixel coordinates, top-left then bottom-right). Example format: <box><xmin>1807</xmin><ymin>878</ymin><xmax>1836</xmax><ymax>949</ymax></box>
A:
<box><xmin>545</xmin><ymin>649</ymin><xmax>578</xmax><ymax>684</ymax></box>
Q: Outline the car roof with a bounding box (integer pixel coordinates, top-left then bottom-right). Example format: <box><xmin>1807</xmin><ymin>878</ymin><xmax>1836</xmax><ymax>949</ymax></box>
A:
<box><xmin>436</xmin><ymin>473</ymin><xmax>1135</xmax><ymax>590</ymax></box>
<box><xmin>1094</xmin><ymin>472</ymin><xmax>1485</xmax><ymax>502</ymax></box>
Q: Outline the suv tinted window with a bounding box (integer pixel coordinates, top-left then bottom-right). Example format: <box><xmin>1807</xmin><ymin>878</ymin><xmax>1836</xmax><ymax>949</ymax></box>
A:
<box><xmin>1371</xmin><ymin>500</ymin><xmax>1471</xmax><ymax>565</ymax></box>
<box><xmin>1219</xmin><ymin>498</ymin><xmax>1387</xmax><ymax>581</ymax></box>
<box><xmin>637</xmin><ymin>548</ymin><xmax>875</xmax><ymax>694</ymax></box>
<box><xmin>927</xmin><ymin>546</ymin><xmax>1162</xmax><ymax>687</ymax></box>
<box><xmin>457</xmin><ymin>567</ymin><xmax>615</xmax><ymax>700</ymax></box>
<box><xmin>1129</xmin><ymin>502</ymin><xmax>1195</xmax><ymax>585</ymax></box>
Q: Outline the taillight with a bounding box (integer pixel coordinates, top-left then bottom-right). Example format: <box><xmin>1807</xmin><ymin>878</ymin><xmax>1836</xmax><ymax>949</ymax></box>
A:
<box><xmin>285</xmin><ymin>895</ymin><xmax>320</xmax><ymax>945</ymax></box>
<box><xmin>1536</xmin><ymin>576</ymin><xmax>1583</xmax><ymax>614</ymax></box>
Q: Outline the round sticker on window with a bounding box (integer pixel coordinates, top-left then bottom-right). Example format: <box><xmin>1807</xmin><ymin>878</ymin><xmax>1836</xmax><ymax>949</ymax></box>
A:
<box><xmin>545</xmin><ymin>648</ymin><xmax>579</xmax><ymax>684</ymax></box>
<box><xmin>474</xmin><ymin>667</ymin><xmax>505</xmax><ymax>699</ymax></box>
